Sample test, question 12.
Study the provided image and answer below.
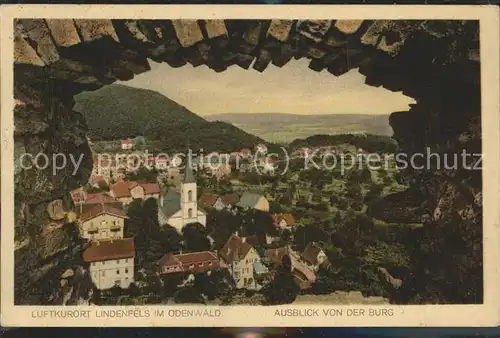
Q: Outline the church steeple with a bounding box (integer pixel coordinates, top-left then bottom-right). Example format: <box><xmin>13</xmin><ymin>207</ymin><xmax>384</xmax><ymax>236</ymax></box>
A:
<box><xmin>183</xmin><ymin>159</ymin><xmax>196</xmax><ymax>183</ymax></box>
<box><xmin>183</xmin><ymin>144</ymin><xmax>196</xmax><ymax>184</ymax></box>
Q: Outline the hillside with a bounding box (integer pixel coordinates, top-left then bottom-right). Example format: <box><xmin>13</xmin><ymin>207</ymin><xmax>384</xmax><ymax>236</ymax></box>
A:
<box><xmin>205</xmin><ymin>113</ymin><xmax>393</xmax><ymax>143</ymax></box>
<box><xmin>289</xmin><ymin>133</ymin><xmax>399</xmax><ymax>154</ymax></box>
<box><xmin>74</xmin><ymin>85</ymin><xmax>267</xmax><ymax>153</ymax></box>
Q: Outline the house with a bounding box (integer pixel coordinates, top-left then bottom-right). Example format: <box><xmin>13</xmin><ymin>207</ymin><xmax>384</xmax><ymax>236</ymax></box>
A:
<box><xmin>237</xmin><ymin>192</ymin><xmax>269</xmax><ymax>212</ymax></box>
<box><xmin>214</xmin><ymin>193</ymin><xmax>240</xmax><ymax>211</ymax></box>
<box><xmin>83</xmin><ymin>238</ymin><xmax>135</xmax><ymax>290</ymax></box>
<box><xmin>157</xmin><ymin>164</ymin><xmax>206</xmax><ymax>233</ymax></box>
<box><xmin>219</xmin><ymin>234</ymin><xmax>266</xmax><ymax>290</ymax></box>
<box><xmin>302</xmin><ymin>243</ymin><xmax>328</xmax><ymax>271</ymax></box>
<box><xmin>198</xmin><ymin>193</ymin><xmax>218</xmax><ymax>210</ymax></box>
<box><xmin>254</xmin><ymin>143</ymin><xmax>268</xmax><ymax>154</ymax></box>
<box><xmin>109</xmin><ymin>179</ymin><xmax>161</xmax><ymax>205</ymax></box>
<box><xmin>265</xmin><ymin>246</ymin><xmax>316</xmax><ymax>290</ymax></box>
<box><xmin>158</xmin><ymin>251</ymin><xmax>220</xmax><ymax>276</ymax></box>
<box><xmin>77</xmin><ymin>202</ymin><xmax>128</xmax><ymax>241</ymax></box>
<box><xmin>121</xmin><ymin>139</ymin><xmax>133</xmax><ymax>150</ymax></box>
<box><xmin>272</xmin><ymin>213</ymin><xmax>296</xmax><ymax>231</ymax></box>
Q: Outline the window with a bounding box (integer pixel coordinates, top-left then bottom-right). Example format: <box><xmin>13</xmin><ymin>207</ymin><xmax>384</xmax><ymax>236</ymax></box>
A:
<box><xmin>189</xmin><ymin>264</ymin><xmax>194</xmax><ymax>269</ymax></box>
<box><xmin>125</xmin><ymin>268</ymin><xmax>129</xmax><ymax>274</ymax></box>
<box><xmin>125</xmin><ymin>259</ymin><xmax>128</xmax><ymax>263</ymax></box>
<box><xmin>208</xmin><ymin>262</ymin><xmax>212</xmax><ymax>266</ymax></box>
<box><xmin>116</xmin><ymin>269</ymin><xmax>120</xmax><ymax>275</ymax></box>
<box><xmin>199</xmin><ymin>263</ymin><xmax>204</xmax><ymax>267</ymax></box>
<box><xmin>102</xmin><ymin>271</ymin><xmax>105</xmax><ymax>277</ymax></box>
<box><xmin>102</xmin><ymin>261</ymin><xmax>106</xmax><ymax>265</ymax></box>
<box><xmin>116</xmin><ymin>260</ymin><xmax>120</xmax><ymax>264</ymax></box>
<box><xmin>188</xmin><ymin>208</ymin><xmax>193</xmax><ymax>218</ymax></box>
<box><xmin>188</xmin><ymin>190</ymin><xmax>193</xmax><ymax>202</ymax></box>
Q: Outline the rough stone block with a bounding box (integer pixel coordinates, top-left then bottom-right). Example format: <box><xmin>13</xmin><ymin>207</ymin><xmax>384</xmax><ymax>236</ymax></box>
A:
<box><xmin>335</xmin><ymin>20</ymin><xmax>364</xmax><ymax>35</ymax></box>
<box><xmin>14</xmin><ymin>35</ymin><xmax>45</xmax><ymax>66</ymax></box>
<box><xmin>297</xmin><ymin>20</ymin><xmax>332</xmax><ymax>42</ymax></box>
<box><xmin>267</xmin><ymin>20</ymin><xmax>294</xmax><ymax>43</ymax></box>
<box><xmin>171</xmin><ymin>20</ymin><xmax>204</xmax><ymax>47</ymax></box>
<box><xmin>253</xmin><ymin>49</ymin><xmax>272</xmax><ymax>72</ymax></box>
<box><xmin>360</xmin><ymin>20</ymin><xmax>389</xmax><ymax>46</ymax></box>
<box><xmin>203</xmin><ymin>20</ymin><xmax>228</xmax><ymax>39</ymax></box>
<box><xmin>74</xmin><ymin>19</ymin><xmax>119</xmax><ymax>42</ymax></box>
<box><xmin>18</xmin><ymin>19</ymin><xmax>60</xmax><ymax>65</ymax></box>
<box><xmin>45</xmin><ymin>19</ymin><xmax>81</xmax><ymax>47</ymax></box>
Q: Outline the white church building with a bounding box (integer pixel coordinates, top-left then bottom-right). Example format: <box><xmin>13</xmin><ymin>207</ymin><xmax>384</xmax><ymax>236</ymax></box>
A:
<box><xmin>157</xmin><ymin>161</ymin><xmax>206</xmax><ymax>233</ymax></box>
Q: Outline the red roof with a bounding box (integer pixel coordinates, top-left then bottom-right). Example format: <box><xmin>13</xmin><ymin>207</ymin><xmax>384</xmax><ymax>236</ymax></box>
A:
<box><xmin>141</xmin><ymin>182</ymin><xmax>161</xmax><ymax>195</ymax></box>
<box><xmin>302</xmin><ymin>243</ymin><xmax>324</xmax><ymax>265</ymax></box>
<box><xmin>265</xmin><ymin>247</ymin><xmax>290</xmax><ymax>265</ymax></box>
<box><xmin>159</xmin><ymin>251</ymin><xmax>219</xmax><ymax>274</ymax></box>
<box><xmin>272</xmin><ymin>213</ymin><xmax>296</xmax><ymax>228</ymax></box>
<box><xmin>79</xmin><ymin>203</ymin><xmax>128</xmax><ymax>222</ymax></box>
<box><xmin>83</xmin><ymin>238</ymin><xmax>135</xmax><ymax>262</ymax></box>
<box><xmin>220</xmin><ymin>235</ymin><xmax>254</xmax><ymax>264</ymax></box>
<box><xmin>219</xmin><ymin>193</ymin><xmax>239</xmax><ymax>206</ymax></box>
<box><xmin>110</xmin><ymin>180</ymin><xmax>135</xmax><ymax>198</ymax></box>
<box><xmin>110</xmin><ymin>180</ymin><xmax>159</xmax><ymax>198</ymax></box>
<box><xmin>122</xmin><ymin>139</ymin><xmax>133</xmax><ymax>144</ymax></box>
<box><xmin>198</xmin><ymin>194</ymin><xmax>218</xmax><ymax>208</ymax></box>
<box><xmin>84</xmin><ymin>193</ymin><xmax>119</xmax><ymax>205</ymax></box>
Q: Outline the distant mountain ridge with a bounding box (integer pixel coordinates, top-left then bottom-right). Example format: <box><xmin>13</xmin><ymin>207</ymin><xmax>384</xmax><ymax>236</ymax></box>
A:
<box><xmin>74</xmin><ymin>84</ymin><xmax>267</xmax><ymax>153</ymax></box>
<box><xmin>205</xmin><ymin>113</ymin><xmax>393</xmax><ymax>143</ymax></box>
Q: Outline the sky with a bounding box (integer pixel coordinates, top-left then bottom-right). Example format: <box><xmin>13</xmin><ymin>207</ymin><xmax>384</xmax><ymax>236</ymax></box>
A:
<box><xmin>120</xmin><ymin>58</ymin><xmax>415</xmax><ymax>116</ymax></box>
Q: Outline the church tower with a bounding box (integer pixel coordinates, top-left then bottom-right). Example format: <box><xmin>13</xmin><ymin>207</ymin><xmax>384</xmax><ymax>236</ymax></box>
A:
<box><xmin>180</xmin><ymin>154</ymin><xmax>198</xmax><ymax>225</ymax></box>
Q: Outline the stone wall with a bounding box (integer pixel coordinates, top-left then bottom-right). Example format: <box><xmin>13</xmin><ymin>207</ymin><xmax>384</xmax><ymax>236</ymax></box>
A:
<box><xmin>12</xmin><ymin>19</ymin><xmax>481</xmax><ymax>304</ymax></box>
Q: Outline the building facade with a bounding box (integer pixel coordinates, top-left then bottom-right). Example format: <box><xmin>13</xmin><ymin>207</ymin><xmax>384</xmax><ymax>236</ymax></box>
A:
<box><xmin>157</xmin><ymin>164</ymin><xmax>206</xmax><ymax>233</ymax></box>
<box><xmin>77</xmin><ymin>202</ymin><xmax>128</xmax><ymax>241</ymax></box>
<box><xmin>83</xmin><ymin>238</ymin><xmax>135</xmax><ymax>290</ymax></box>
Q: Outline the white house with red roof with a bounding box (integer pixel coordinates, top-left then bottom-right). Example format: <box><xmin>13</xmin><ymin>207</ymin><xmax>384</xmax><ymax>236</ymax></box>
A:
<box><xmin>121</xmin><ymin>139</ymin><xmax>133</xmax><ymax>150</ymax></box>
<box><xmin>109</xmin><ymin>179</ymin><xmax>161</xmax><ymax>205</ymax></box>
<box><xmin>219</xmin><ymin>233</ymin><xmax>266</xmax><ymax>290</ymax></box>
<box><xmin>83</xmin><ymin>238</ymin><xmax>135</xmax><ymax>290</ymax></box>
<box><xmin>77</xmin><ymin>201</ymin><xmax>128</xmax><ymax>241</ymax></box>
<box><xmin>272</xmin><ymin>213</ymin><xmax>296</xmax><ymax>231</ymax></box>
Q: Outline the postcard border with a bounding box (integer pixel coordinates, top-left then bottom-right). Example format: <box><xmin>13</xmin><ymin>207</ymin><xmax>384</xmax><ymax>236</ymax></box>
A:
<box><xmin>1</xmin><ymin>4</ymin><xmax>499</xmax><ymax>327</ymax></box>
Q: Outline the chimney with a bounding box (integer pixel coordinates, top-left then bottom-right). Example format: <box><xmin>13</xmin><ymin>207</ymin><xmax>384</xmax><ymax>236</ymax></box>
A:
<box><xmin>241</xmin><ymin>237</ymin><xmax>246</xmax><ymax>243</ymax></box>
<box><xmin>234</xmin><ymin>231</ymin><xmax>239</xmax><ymax>238</ymax></box>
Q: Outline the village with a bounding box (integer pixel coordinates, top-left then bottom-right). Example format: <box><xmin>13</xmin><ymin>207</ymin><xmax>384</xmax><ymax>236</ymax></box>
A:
<box><xmin>64</xmin><ymin>137</ymin><xmax>398</xmax><ymax>305</ymax></box>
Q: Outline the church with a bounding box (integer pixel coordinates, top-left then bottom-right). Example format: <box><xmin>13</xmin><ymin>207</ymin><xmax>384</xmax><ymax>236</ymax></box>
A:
<box><xmin>157</xmin><ymin>161</ymin><xmax>207</xmax><ymax>233</ymax></box>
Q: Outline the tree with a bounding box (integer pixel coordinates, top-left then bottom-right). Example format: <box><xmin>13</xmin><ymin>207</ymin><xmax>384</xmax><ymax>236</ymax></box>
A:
<box><xmin>126</xmin><ymin>165</ymin><xmax>158</xmax><ymax>183</ymax></box>
<box><xmin>173</xmin><ymin>286</ymin><xmax>205</xmax><ymax>304</ymax></box>
<box><xmin>182</xmin><ymin>223</ymin><xmax>211</xmax><ymax>252</ymax></box>
<box><xmin>262</xmin><ymin>255</ymin><xmax>300</xmax><ymax>305</ymax></box>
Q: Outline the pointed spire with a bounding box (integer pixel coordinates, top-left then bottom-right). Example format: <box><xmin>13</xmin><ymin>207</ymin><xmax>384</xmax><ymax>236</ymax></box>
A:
<box><xmin>183</xmin><ymin>143</ymin><xmax>196</xmax><ymax>184</ymax></box>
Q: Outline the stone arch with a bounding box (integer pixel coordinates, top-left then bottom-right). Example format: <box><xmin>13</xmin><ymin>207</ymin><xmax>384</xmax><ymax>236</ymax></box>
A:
<box><xmin>12</xmin><ymin>18</ymin><xmax>483</xmax><ymax>304</ymax></box>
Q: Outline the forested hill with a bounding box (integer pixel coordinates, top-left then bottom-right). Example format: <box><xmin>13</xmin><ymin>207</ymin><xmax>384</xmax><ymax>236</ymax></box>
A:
<box><xmin>74</xmin><ymin>84</ymin><xmax>267</xmax><ymax>153</ymax></box>
<box><xmin>289</xmin><ymin>134</ymin><xmax>399</xmax><ymax>154</ymax></box>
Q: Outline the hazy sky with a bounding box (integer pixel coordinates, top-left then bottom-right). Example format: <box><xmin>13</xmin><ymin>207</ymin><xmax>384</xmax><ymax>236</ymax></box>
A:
<box><xmin>120</xmin><ymin>58</ymin><xmax>415</xmax><ymax>116</ymax></box>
